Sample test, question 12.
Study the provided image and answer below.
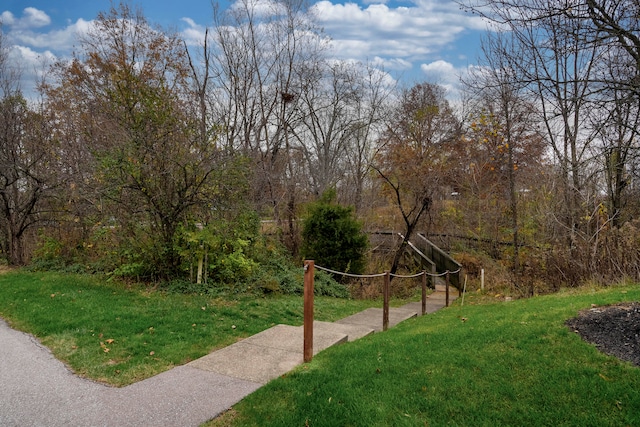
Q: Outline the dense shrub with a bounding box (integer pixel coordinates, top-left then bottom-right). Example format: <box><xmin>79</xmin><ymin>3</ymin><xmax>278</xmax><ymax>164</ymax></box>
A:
<box><xmin>301</xmin><ymin>189</ymin><xmax>368</xmax><ymax>277</ymax></box>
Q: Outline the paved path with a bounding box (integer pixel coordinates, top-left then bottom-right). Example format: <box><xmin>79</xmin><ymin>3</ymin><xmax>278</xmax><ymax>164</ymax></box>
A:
<box><xmin>0</xmin><ymin>286</ymin><xmax>457</xmax><ymax>426</ymax></box>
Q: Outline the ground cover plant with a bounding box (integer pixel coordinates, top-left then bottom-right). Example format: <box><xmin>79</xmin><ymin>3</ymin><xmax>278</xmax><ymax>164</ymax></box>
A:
<box><xmin>0</xmin><ymin>270</ymin><xmax>385</xmax><ymax>387</ymax></box>
<box><xmin>209</xmin><ymin>284</ymin><xmax>640</xmax><ymax>426</ymax></box>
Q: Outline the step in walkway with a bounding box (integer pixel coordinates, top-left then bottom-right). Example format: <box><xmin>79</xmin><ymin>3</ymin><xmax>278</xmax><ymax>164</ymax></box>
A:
<box><xmin>0</xmin><ymin>286</ymin><xmax>457</xmax><ymax>427</ymax></box>
<box><xmin>189</xmin><ymin>283</ymin><xmax>457</xmax><ymax>385</ymax></box>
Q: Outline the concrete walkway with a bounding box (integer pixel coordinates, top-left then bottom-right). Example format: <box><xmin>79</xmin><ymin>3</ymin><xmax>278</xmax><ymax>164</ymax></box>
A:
<box><xmin>0</xmin><ymin>286</ymin><xmax>457</xmax><ymax>427</ymax></box>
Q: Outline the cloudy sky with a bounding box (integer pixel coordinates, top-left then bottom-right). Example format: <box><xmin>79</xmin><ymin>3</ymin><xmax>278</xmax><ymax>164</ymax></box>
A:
<box><xmin>1</xmin><ymin>0</ymin><xmax>488</xmax><ymax>97</ymax></box>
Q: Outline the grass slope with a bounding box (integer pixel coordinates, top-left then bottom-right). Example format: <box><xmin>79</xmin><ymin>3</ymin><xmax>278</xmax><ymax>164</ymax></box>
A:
<box><xmin>0</xmin><ymin>271</ymin><xmax>380</xmax><ymax>386</ymax></box>
<box><xmin>211</xmin><ymin>286</ymin><xmax>640</xmax><ymax>426</ymax></box>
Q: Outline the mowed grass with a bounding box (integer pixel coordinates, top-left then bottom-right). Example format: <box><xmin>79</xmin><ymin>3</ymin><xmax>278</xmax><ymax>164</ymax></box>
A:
<box><xmin>0</xmin><ymin>270</ymin><xmax>381</xmax><ymax>386</ymax></box>
<box><xmin>209</xmin><ymin>285</ymin><xmax>640</xmax><ymax>427</ymax></box>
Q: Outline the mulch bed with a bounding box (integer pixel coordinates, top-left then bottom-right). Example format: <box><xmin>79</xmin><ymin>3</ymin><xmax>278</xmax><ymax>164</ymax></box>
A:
<box><xmin>566</xmin><ymin>302</ymin><xmax>640</xmax><ymax>367</ymax></box>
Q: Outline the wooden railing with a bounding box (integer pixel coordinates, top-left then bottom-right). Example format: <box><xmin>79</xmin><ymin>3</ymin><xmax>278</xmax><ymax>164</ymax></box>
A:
<box><xmin>415</xmin><ymin>233</ymin><xmax>462</xmax><ymax>288</ymax></box>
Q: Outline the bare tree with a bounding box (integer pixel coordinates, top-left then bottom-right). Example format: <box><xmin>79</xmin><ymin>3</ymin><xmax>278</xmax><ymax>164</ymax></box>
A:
<box><xmin>0</xmin><ymin>28</ymin><xmax>59</xmax><ymax>265</ymax></box>
<box><xmin>584</xmin><ymin>0</ymin><xmax>640</xmax><ymax>97</ymax></box>
<box><xmin>463</xmin><ymin>31</ymin><xmax>547</xmax><ymax>289</ymax></box>
<box><xmin>373</xmin><ymin>82</ymin><xmax>461</xmax><ymax>275</ymax></box>
<box><xmin>205</xmin><ymin>0</ymin><xmax>328</xmax><ymax>252</ymax></box>
<box><xmin>339</xmin><ymin>63</ymin><xmax>394</xmax><ymax>212</ymax></box>
<box><xmin>459</xmin><ymin>1</ymin><xmax>604</xmax><ymax>269</ymax></box>
<box><xmin>208</xmin><ymin>0</ymin><xmax>326</xmax><ymax>198</ymax></box>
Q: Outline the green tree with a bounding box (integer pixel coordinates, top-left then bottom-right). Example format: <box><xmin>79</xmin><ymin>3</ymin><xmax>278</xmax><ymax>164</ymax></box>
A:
<box><xmin>301</xmin><ymin>190</ymin><xmax>368</xmax><ymax>276</ymax></box>
<box><xmin>45</xmin><ymin>3</ymin><xmax>245</xmax><ymax>278</ymax></box>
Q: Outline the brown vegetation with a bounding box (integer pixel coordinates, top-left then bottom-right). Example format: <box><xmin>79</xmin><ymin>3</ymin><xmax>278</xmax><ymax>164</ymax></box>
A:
<box><xmin>1</xmin><ymin>1</ymin><xmax>639</xmax><ymax>292</ymax></box>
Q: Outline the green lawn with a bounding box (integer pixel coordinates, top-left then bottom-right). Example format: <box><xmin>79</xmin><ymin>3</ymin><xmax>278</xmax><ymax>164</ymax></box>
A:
<box><xmin>3</xmin><ymin>270</ymin><xmax>639</xmax><ymax>426</ymax></box>
<box><xmin>0</xmin><ymin>270</ymin><xmax>382</xmax><ymax>386</ymax></box>
<box><xmin>209</xmin><ymin>285</ymin><xmax>640</xmax><ymax>426</ymax></box>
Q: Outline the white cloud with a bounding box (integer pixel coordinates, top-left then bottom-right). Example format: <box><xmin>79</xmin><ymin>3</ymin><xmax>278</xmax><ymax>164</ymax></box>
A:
<box><xmin>1</xmin><ymin>7</ymin><xmax>51</xmax><ymax>30</ymax></box>
<box><xmin>419</xmin><ymin>60</ymin><xmax>480</xmax><ymax>101</ymax></box>
<box><xmin>6</xmin><ymin>45</ymin><xmax>57</xmax><ymax>98</ymax></box>
<box><xmin>229</xmin><ymin>0</ymin><xmax>288</xmax><ymax>18</ymax></box>
<box><xmin>21</xmin><ymin>7</ymin><xmax>51</xmax><ymax>28</ymax></box>
<box><xmin>312</xmin><ymin>0</ymin><xmax>485</xmax><ymax>75</ymax></box>
<box><xmin>180</xmin><ymin>17</ymin><xmax>206</xmax><ymax>47</ymax></box>
<box><xmin>421</xmin><ymin>59</ymin><xmax>456</xmax><ymax>77</ymax></box>
<box><xmin>10</xmin><ymin>18</ymin><xmax>91</xmax><ymax>51</ymax></box>
<box><xmin>372</xmin><ymin>56</ymin><xmax>412</xmax><ymax>71</ymax></box>
<box><xmin>1</xmin><ymin>11</ymin><xmax>16</xmax><ymax>26</ymax></box>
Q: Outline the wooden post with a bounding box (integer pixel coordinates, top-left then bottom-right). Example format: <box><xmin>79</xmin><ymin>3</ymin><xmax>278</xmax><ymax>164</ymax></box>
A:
<box><xmin>421</xmin><ymin>270</ymin><xmax>427</xmax><ymax>315</ymax></box>
<box><xmin>383</xmin><ymin>271</ymin><xmax>390</xmax><ymax>331</ymax></box>
<box><xmin>431</xmin><ymin>264</ymin><xmax>436</xmax><ymax>289</ymax></box>
<box><xmin>304</xmin><ymin>260</ymin><xmax>314</xmax><ymax>363</ymax></box>
<box><xmin>445</xmin><ymin>270</ymin><xmax>450</xmax><ymax>307</ymax></box>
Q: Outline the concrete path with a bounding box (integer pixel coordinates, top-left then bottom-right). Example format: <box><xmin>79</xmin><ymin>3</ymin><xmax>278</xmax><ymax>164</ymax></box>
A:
<box><xmin>0</xmin><ymin>286</ymin><xmax>457</xmax><ymax>426</ymax></box>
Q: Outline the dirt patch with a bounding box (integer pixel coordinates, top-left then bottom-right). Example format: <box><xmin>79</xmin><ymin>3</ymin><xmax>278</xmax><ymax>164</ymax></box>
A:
<box><xmin>566</xmin><ymin>302</ymin><xmax>640</xmax><ymax>367</ymax></box>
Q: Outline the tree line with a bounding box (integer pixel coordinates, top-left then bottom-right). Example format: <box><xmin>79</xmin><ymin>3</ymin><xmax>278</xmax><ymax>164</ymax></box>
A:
<box><xmin>0</xmin><ymin>1</ymin><xmax>638</xmax><ymax>293</ymax></box>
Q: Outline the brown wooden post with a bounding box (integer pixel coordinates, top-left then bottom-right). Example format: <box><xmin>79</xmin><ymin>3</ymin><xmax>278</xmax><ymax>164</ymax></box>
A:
<box><xmin>421</xmin><ymin>270</ymin><xmax>427</xmax><ymax>315</ymax></box>
<box><xmin>304</xmin><ymin>260</ymin><xmax>314</xmax><ymax>363</ymax></box>
<box><xmin>445</xmin><ymin>270</ymin><xmax>450</xmax><ymax>307</ymax></box>
<box><xmin>383</xmin><ymin>271</ymin><xmax>390</xmax><ymax>331</ymax></box>
<box><xmin>431</xmin><ymin>264</ymin><xmax>436</xmax><ymax>289</ymax></box>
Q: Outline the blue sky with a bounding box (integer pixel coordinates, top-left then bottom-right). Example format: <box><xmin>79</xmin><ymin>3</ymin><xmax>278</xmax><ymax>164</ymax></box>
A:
<box><xmin>2</xmin><ymin>0</ymin><xmax>488</xmax><ymax>97</ymax></box>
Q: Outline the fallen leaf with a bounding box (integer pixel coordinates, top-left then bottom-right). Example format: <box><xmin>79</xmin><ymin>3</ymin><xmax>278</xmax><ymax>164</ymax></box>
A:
<box><xmin>105</xmin><ymin>338</ymin><xmax>115</xmax><ymax>344</ymax></box>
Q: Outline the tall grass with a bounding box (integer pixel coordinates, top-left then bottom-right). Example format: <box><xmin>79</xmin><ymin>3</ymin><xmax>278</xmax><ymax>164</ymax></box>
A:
<box><xmin>211</xmin><ymin>285</ymin><xmax>640</xmax><ymax>426</ymax></box>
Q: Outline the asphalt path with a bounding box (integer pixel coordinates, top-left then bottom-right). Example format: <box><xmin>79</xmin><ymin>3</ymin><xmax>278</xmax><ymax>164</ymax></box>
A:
<box><xmin>0</xmin><ymin>318</ymin><xmax>261</xmax><ymax>427</ymax></box>
<box><xmin>0</xmin><ymin>286</ymin><xmax>456</xmax><ymax>426</ymax></box>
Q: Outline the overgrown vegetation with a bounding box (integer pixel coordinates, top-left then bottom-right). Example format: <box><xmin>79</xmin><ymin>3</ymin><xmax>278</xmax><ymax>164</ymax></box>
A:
<box><xmin>2</xmin><ymin>0</ymin><xmax>640</xmax><ymax>295</ymax></box>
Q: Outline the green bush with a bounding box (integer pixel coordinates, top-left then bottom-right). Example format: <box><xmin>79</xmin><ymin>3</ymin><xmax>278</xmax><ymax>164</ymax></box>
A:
<box><xmin>248</xmin><ymin>245</ymin><xmax>349</xmax><ymax>298</ymax></box>
<box><xmin>301</xmin><ymin>189</ymin><xmax>368</xmax><ymax>277</ymax></box>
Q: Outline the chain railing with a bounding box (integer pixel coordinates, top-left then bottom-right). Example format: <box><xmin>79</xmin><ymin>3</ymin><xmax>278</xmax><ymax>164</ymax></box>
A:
<box><xmin>302</xmin><ymin>260</ymin><xmax>462</xmax><ymax>362</ymax></box>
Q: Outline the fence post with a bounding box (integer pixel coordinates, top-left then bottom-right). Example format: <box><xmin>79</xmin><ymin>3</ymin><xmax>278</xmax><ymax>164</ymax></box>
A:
<box><xmin>445</xmin><ymin>270</ymin><xmax>450</xmax><ymax>307</ymax></box>
<box><xmin>421</xmin><ymin>270</ymin><xmax>427</xmax><ymax>315</ymax></box>
<box><xmin>431</xmin><ymin>264</ymin><xmax>436</xmax><ymax>289</ymax></box>
<box><xmin>383</xmin><ymin>271</ymin><xmax>390</xmax><ymax>331</ymax></box>
<box><xmin>304</xmin><ymin>260</ymin><xmax>314</xmax><ymax>363</ymax></box>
